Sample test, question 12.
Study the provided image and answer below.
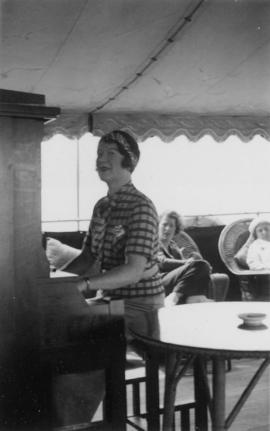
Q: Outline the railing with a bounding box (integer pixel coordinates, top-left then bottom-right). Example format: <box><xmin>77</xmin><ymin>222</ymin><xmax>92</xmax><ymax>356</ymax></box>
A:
<box><xmin>41</xmin><ymin>211</ymin><xmax>270</xmax><ymax>232</ymax></box>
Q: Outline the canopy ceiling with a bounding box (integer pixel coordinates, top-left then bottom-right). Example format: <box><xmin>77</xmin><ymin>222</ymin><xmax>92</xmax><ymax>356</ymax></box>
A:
<box><xmin>1</xmin><ymin>0</ymin><xmax>270</xmax><ymax>141</ymax></box>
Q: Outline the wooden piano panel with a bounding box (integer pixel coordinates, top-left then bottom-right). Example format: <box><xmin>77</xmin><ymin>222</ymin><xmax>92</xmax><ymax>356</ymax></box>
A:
<box><xmin>37</xmin><ymin>277</ymin><xmax>126</xmax><ymax>430</ymax></box>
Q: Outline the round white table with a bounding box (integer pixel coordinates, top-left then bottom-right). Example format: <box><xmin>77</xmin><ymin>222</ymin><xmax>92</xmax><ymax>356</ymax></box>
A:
<box><xmin>131</xmin><ymin>302</ymin><xmax>270</xmax><ymax>431</ymax></box>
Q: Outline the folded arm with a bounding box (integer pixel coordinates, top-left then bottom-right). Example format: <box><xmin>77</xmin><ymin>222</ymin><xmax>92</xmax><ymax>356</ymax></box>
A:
<box><xmin>158</xmin><ymin>257</ymin><xmax>187</xmax><ymax>272</ymax></box>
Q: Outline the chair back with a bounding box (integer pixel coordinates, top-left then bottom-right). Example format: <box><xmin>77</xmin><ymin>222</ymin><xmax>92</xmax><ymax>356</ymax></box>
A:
<box><xmin>218</xmin><ymin>218</ymin><xmax>252</xmax><ymax>275</ymax></box>
<box><xmin>174</xmin><ymin>231</ymin><xmax>201</xmax><ymax>259</ymax></box>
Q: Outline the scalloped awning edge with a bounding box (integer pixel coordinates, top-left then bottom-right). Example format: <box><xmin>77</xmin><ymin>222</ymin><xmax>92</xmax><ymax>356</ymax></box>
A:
<box><xmin>44</xmin><ymin>112</ymin><xmax>270</xmax><ymax>142</ymax></box>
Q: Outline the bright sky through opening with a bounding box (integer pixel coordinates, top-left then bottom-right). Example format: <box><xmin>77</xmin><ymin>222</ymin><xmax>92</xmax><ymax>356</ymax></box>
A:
<box><xmin>41</xmin><ymin>133</ymin><xmax>270</xmax><ymax>230</ymax></box>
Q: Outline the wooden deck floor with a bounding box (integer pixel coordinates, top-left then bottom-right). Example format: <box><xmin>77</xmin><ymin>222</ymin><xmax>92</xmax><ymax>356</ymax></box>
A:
<box><xmin>125</xmin><ymin>357</ymin><xmax>270</xmax><ymax>431</ymax></box>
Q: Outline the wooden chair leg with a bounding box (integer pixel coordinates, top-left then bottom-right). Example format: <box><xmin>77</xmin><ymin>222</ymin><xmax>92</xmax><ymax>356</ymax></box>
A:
<box><xmin>194</xmin><ymin>357</ymin><xmax>208</xmax><ymax>431</ymax></box>
<box><xmin>181</xmin><ymin>408</ymin><xmax>191</xmax><ymax>431</ymax></box>
<box><xmin>126</xmin><ymin>353</ymin><xmax>197</xmax><ymax>431</ymax></box>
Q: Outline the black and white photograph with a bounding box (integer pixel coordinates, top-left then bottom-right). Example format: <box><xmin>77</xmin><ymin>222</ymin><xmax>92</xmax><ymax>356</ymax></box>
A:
<box><xmin>0</xmin><ymin>1</ymin><xmax>270</xmax><ymax>430</ymax></box>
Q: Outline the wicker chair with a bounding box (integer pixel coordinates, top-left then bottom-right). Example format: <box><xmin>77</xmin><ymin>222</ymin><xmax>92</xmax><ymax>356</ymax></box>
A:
<box><xmin>174</xmin><ymin>231</ymin><xmax>229</xmax><ymax>302</ymax></box>
<box><xmin>218</xmin><ymin>218</ymin><xmax>270</xmax><ymax>301</ymax></box>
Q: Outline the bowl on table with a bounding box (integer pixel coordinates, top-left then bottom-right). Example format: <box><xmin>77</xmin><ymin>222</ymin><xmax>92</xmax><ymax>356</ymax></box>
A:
<box><xmin>238</xmin><ymin>312</ymin><xmax>267</xmax><ymax>328</ymax></box>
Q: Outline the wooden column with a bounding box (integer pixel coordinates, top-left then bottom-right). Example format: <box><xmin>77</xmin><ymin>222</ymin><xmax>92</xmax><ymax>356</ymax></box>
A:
<box><xmin>0</xmin><ymin>90</ymin><xmax>59</xmax><ymax>429</ymax></box>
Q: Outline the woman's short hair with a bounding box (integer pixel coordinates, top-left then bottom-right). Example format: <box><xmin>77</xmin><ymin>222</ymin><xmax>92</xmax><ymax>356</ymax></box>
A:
<box><xmin>99</xmin><ymin>130</ymin><xmax>140</xmax><ymax>172</ymax></box>
<box><xmin>159</xmin><ymin>210</ymin><xmax>184</xmax><ymax>235</ymax></box>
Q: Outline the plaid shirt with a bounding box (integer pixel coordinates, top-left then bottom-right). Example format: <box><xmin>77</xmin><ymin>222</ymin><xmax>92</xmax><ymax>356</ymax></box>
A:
<box><xmin>83</xmin><ymin>182</ymin><xmax>164</xmax><ymax>298</ymax></box>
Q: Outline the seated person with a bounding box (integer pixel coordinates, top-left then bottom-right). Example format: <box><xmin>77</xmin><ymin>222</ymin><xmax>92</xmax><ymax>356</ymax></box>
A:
<box><xmin>158</xmin><ymin>210</ymin><xmax>213</xmax><ymax>306</ymax></box>
<box><xmin>247</xmin><ymin>216</ymin><xmax>270</xmax><ymax>270</ymax></box>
